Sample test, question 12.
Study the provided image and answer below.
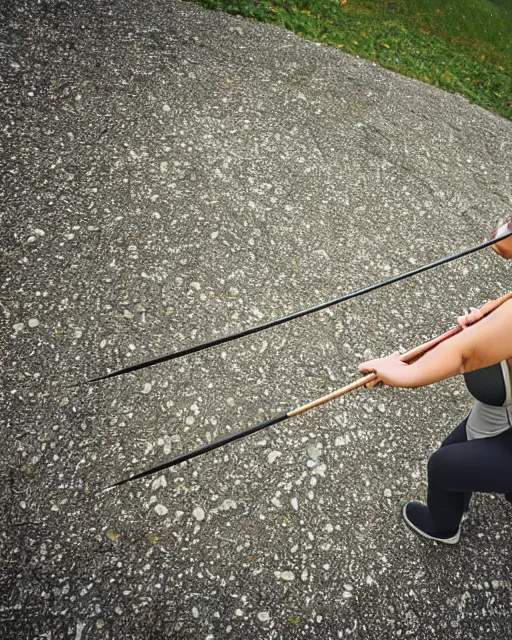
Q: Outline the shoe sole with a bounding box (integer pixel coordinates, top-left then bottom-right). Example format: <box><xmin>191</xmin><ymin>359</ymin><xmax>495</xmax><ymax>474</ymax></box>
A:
<box><xmin>402</xmin><ymin>504</ymin><xmax>460</xmax><ymax>545</ymax></box>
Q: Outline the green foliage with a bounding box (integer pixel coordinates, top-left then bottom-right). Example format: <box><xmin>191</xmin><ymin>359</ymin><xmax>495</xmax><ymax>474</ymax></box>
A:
<box><xmin>146</xmin><ymin>532</ymin><xmax>160</xmax><ymax>544</ymax></box>
<box><xmin>106</xmin><ymin>530</ymin><xmax>120</xmax><ymax>543</ymax></box>
<box><xmin>192</xmin><ymin>0</ymin><xmax>512</xmax><ymax>119</ymax></box>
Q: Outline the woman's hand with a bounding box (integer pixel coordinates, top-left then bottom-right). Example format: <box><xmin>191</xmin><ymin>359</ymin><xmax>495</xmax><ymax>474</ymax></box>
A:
<box><xmin>458</xmin><ymin>294</ymin><xmax>512</xmax><ymax>330</ymax></box>
<box><xmin>491</xmin><ymin>221</ymin><xmax>512</xmax><ymax>259</ymax></box>
<box><xmin>359</xmin><ymin>351</ymin><xmax>412</xmax><ymax>388</ymax></box>
<box><xmin>457</xmin><ymin>308</ymin><xmax>484</xmax><ymax>329</ymax></box>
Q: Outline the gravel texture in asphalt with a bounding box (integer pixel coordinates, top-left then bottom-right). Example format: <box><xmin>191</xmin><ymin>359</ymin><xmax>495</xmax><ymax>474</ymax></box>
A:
<box><xmin>2</xmin><ymin>0</ymin><xmax>512</xmax><ymax>638</ymax></box>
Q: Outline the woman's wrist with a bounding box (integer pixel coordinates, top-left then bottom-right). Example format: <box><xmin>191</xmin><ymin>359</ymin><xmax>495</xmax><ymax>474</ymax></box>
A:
<box><xmin>360</xmin><ymin>353</ymin><xmax>419</xmax><ymax>388</ymax></box>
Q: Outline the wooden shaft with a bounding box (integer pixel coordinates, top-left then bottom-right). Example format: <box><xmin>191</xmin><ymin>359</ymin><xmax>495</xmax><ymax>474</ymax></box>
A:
<box><xmin>288</xmin><ymin>373</ymin><xmax>376</xmax><ymax>417</ymax></box>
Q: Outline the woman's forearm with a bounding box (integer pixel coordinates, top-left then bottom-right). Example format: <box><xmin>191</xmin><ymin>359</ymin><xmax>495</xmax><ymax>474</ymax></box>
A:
<box><xmin>357</xmin><ymin>341</ymin><xmax>463</xmax><ymax>389</ymax></box>
<box><xmin>399</xmin><ymin>341</ymin><xmax>463</xmax><ymax>388</ymax></box>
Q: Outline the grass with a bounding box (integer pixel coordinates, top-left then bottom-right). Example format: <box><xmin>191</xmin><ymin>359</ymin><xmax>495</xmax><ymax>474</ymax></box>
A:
<box><xmin>190</xmin><ymin>0</ymin><xmax>512</xmax><ymax>120</ymax></box>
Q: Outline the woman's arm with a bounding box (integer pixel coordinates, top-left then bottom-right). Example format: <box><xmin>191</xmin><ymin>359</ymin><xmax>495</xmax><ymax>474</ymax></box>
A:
<box><xmin>359</xmin><ymin>299</ymin><xmax>512</xmax><ymax>388</ymax></box>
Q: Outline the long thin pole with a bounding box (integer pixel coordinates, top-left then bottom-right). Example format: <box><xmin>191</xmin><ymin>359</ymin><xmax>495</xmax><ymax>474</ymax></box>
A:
<box><xmin>87</xmin><ymin>230</ymin><xmax>512</xmax><ymax>384</ymax></box>
<box><xmin>100</xmin><ymin>319</ymin><xmax>475</xmax><ymax>492</ymax></box>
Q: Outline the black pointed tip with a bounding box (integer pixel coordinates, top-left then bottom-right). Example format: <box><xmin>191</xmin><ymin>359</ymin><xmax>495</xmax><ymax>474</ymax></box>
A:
<box><xmin>86</xmin><ymin>370</ymin><xmax>119</xmax><ymax>384</ymax></box>
<box><xmin>85</xmin><ymin>369</ymin><xmax>138</xmax><ymax>385</ymax></box>
<box><xmin>96</xmin><ymin>478</ymin><xmax>127</xmax><ymax>495</ymax></box>
<box><xmin>63</xmin><ymin>380</ymin><xmax>88</xmax><ymax>389</ymax></box>
<box><xmin>98</xmin><ymin>468</ymin><xmax>153</xmax><ymax>494</ymax></box>
<box><xmin>85</xmin><ymin>376</ymin><xmax>107</xmax><ymax>385</ymax></box>
<box><xmin>96</xmin><ymin>485</ymin><xmax>117</xmax><ymax>496</ymax></box>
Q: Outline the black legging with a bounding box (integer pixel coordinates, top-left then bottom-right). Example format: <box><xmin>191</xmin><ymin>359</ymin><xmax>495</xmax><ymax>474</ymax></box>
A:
<box><xmin>427</xmin><ymin>417</ymin><xmax>512</xmax><ymax>532</ymax></box>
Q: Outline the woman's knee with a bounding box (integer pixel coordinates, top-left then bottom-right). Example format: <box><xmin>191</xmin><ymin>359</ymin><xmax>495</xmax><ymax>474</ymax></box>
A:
<box><xmin>428</xmin><ymin>448</ymin><xmax>453</xmax><ymax>488</ymax></box>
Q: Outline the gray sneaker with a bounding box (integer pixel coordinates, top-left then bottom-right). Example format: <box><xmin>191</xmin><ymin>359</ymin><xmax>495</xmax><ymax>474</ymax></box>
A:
<box><xmin>402</xmin><ymin>501</ymin><xmax>460</xmax><ymax>545</ymax></box>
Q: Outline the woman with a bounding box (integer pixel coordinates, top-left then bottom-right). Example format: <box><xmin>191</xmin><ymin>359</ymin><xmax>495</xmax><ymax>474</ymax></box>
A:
<box><xmin>359</xmin><ymin>222</ymin><xmax>512</xmax><ymax>544</ymax></box>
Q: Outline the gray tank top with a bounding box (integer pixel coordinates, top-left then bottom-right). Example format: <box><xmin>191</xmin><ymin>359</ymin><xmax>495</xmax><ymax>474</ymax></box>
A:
<box><xmin>463</xmin><ymin>361</ymin><xmax>512</xmax><ymax>440</ymax></box>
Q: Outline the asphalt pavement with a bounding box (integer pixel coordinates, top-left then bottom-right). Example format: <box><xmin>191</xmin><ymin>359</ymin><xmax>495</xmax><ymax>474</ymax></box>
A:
<box><xmin>2</xmin><ymin>0</ymin><xmax>512</xmax><ymax>638</ymax></box>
